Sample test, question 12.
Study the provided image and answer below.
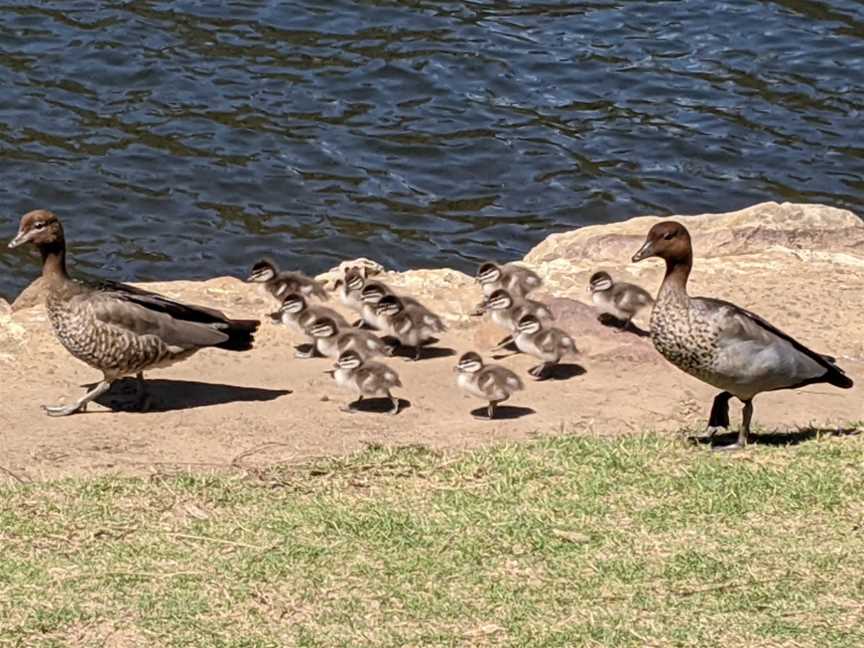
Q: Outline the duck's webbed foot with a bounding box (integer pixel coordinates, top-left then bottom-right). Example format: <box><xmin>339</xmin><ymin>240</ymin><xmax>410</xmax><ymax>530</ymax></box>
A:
<box><xmin>711</xmin><ymin>398</ymin><xmax>753</xmax><ymax>451</ymax></box>
<box><xmin>695</xmin><ymin>391</ymin><xmax>732</xmax><ymax>442</ymax></box>
<box><xmin>43</xmin><ymin>380</ymin><xmax>112</xmax><ymax>417</ymax></box>
<box><xmin>132</xmin><ymin>372</ymin><xmax>152</xmax><ymax>412</ymax></box>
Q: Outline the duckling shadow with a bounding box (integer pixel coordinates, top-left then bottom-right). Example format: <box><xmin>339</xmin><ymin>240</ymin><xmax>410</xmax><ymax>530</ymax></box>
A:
<box><xmin>597</xmin><ymin>313</ymin><xmax>650</xmax><ymax>338</ymax></box>
<box><xmin>690</xmin><ymin>426</ymin><xmax>860</xmax><ymax>448</ymax></box>
<box><xmin>96</xmin><ymin>378</ymin><xmax>292</xmax><ymax>412</ymax></box>
<box><xmin>348</xmin><ymin>398</ymin><xmax>412</xmax><ymax>415</ymax></box>
<box><xmin>540</xmin><ymin>363</ymin><xmax>586</xmax><ymax>381</ymax></box>
<box><xmin>470</xmin><ymin>405</ymin><xmax>535</xmax><ymax>420</ymax></box>
<box><xmin>391</xmin><ymin>345</ymin><xmax>456</xmax><ymax>361</ymax></box>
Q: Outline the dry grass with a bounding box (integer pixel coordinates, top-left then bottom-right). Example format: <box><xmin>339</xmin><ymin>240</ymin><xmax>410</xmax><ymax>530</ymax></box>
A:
<box><xmin>2</xmin><ymin>430</ymin><xmax>864</xmax><ymax>647</ymax></box>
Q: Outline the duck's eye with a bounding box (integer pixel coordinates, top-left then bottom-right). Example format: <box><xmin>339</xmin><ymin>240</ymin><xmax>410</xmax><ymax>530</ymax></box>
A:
<box><xmin>663</xmin><ymin>231</ymin><xmax>674</xmax><ymax>240</ymax></box>
<box><xmin>34</xmin><ymin>222</ymin><xmax>46</xmax><ymax>230</ymax></box>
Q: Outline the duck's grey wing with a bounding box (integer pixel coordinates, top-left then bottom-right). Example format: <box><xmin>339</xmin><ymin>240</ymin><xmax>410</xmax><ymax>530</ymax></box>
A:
<box><xmin>695</xmin><ymin>297</ymin><xmax>852</xmax><ymax>391</ymax></box>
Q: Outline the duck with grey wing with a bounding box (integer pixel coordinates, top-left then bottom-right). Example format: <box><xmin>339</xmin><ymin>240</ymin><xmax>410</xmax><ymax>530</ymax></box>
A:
<box><xmin>454</xmin><ymin>351</ymin><xmax>524</xmax><ymax>419</ymax></box>
<box><xmin>270</xmin><ymin>293</ymin><xmax>349</xmax><ymax>357</ymax></box>
<box><xmin>632</xmin><ymin>221</ymin><xmax>854</xmax><ymax>450</ymax></box>
<box><xmin>374</xmin><ymin>294</ymin><xmax>447</xmax><ymax>361</ymax></box>
<box><xmin>514</xmin><ymin>314</ymin><xmax>577</xmax><ymax>379</ymax></box>
<box><xmin>332</xmin><ymin>350</ymin><xmax>402</xmax><ymax>415</ymax></box>
<box><xmin>589</xmin><ymin>271</ymin><xmax>653</xmax><ymax>332</ymax></box>
<box><xmin>308</xmin><ymin>316</ymin><xmax>388</xmax><ymax>361</ymax></box>
<box><xmin>482</xmin><ymin>288</ymin><xmax>554</xmax><ymax>349</ymax></box>
<box><xmin>473</xmin><ymin>262</ymin><xmax>543</xmax><ymax>315</ymax></box>
<box><xmin>247</xmin><ymin>259</ymin><xmax>329</xmax><ymax>303</ymax></box>
<box><xmin>8</xmin><ymin>210</ymin><xmax>260</xmax><ymax>416</ymax></box>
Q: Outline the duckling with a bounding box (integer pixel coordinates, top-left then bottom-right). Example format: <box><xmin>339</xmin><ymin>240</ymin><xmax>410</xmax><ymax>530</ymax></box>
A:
<box><xmin>514</xmin><ymin>314</ymin><xmax>577</xmax><ymax>379</ymax></box>
<box><xmin>454</xmin><ymin>351</ymin><xmax>524</xmax><ymax>419</ymax></box>
<box><xmin>332</xmin><ymin>349</ymin><xmax>402</xmax><ymax>415</ymax></box>
<box><xmin>269</xmin><ymin>293</ymin><xmax>349</xmax><ymax>357</ymax></box>
<box><xmin>374</xmin><ymin>294</ymin><xmax>447</xmax><ymax>361</ymax></box>
<box><xmin>247</xmin><ymin>259</ymin><xmax>329</xmax><ymax>302</ymax></box>
<box><xmin>8</xmin><ymin>210</ymin><xmax>259</xmax><ymax>416</ymax></box>
<box><xmin>482</xmin><ymin>288</ymin><xmax>554</xmax><ymax>349</ymax></box>
<box><xmin>358</xmin><ymin>280</ymin><xmax>426</xmax><ymax>330</ymax></box>
<box><xmin>307</xmin><ymin>316</ymin><xmax>388</xmax><ymax>361</ymax></box>
<box><xmin>632</xmin><ymin>220</ymin><xmax>854</xmax><ymax>449</ymax></box>
<box><xmin>334</xmin><ymin>267</ymin><xmax>366</xmax><ymax>320</ymax></box>
<box><xmin>589</xmin><ymin>271</ymin><xmax>653</xmax><ymax>332</ymax></box>
<box><xmin>477</xmin><ymin>262</ymin><xmax>542</xmax><ymax>298</ymax></box>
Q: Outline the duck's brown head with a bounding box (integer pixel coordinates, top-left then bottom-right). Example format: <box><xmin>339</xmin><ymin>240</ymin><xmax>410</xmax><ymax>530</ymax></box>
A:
<box><xmin>632</xmin><ymin>221</ymin><xmax>692</xmax><ymax>265</ymax></box>
<box><xmin>9</xmin><ymin>210</ymin><xmax>64</xmax><ymax>250</ymax></box>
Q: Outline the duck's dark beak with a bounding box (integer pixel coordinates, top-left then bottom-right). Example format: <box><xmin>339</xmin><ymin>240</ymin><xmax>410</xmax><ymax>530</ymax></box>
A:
<box><xmin>632</xmin><ymin>239</ymin><xmax>654</xmax><ymax>263</ymax></box>
<box><xmin>8</xmin><ymin>230</ymin><xmax>28</xmax><ymax>249</ymax></box>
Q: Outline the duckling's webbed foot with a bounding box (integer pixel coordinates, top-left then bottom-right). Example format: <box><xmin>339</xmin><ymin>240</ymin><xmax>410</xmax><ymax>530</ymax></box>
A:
<box><xmin>43</xmin><ymin>380</ymin><xmax>112</xmax><ymax>417</ymax></box>
<box><xmin>388</xmin><ymin>393</ymin><xmax>400</xmax><ymax>415</ymax></box>
<box><xmin>340</xmin><ymin>397</ymin><xmax>362</xmax><ymax>414</ymax></box>
<box><xmin>528</xmin><ymin>363</ymin><xmax>553</xmax><ymax>380</ymax></box>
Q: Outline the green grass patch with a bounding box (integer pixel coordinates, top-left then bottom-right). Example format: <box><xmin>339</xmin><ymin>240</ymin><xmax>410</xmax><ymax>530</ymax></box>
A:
<box><xmin>2</xmin><ymin>432</ymin><xmax>864</xmax><ymax>647</ymax></box>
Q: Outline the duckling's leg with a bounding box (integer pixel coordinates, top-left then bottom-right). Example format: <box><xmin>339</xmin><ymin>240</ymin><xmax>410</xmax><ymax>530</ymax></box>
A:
<box><xmin>492</xmin><ymin>335</ymin><xmax>514</xmax><ymax>350</ymax></box>
<box><xmin>413</xmin><ymin>345</ymin><xmax>423</xmax><ymax>361</ymax></box>
<box><xmin>487</xmin><ymin>400</ymin><xmax>499</xmax><ymax>419</ymax></box>
<box><xmin>528</xmin><ymin>363</ymin><xmax>554</xmax><ymax>380</ymax></box>
<box><xmin>698</xmin><ymin>391</ymin><xmax>731</xmax><ymax>441</ymax></box>
<box><xmin>43</xmin><ymin>380</ymin><xmax>112</xmax><ymax>417</ymax></box>
<box><xmin>340</xmin><ymin>396</ymin><xmax>363</xmax><ymax>414</ymax></box>
<box><xmin>388</xmin><ymin>391</ymin><xmax>400</xmax><ymax>415</ymax></box>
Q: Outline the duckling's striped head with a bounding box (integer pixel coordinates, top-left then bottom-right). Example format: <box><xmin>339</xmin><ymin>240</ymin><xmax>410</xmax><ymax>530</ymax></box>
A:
<box><xmin>589</xmin><ymin>271</ymin><xmax>613</xmax><ymax>293</ymax></box>
<box><xmin>477</xmin><ymin>262</ymin><xmax>501</xmax><ymax>285</ymax></box>
<box><xmin>280</xmin><ymin>293</ymin><xmax>307</xmax><ymax>314</ymax></box>
<box><xmin>336</xmin><ymin>349</ymin><xmax>363</xmax><ymax>370</ymax></box>
<box><xmin>248</xmin><ymin>259</ymin><xmax>277</xmax><ymax>283</ymax></box>
<box><xmin>361</xmin><ymin>281</ymin><xmax>390</xmax><ymax>304</ymax></box>
<box><xmin>516</xmin><ymin>314</ymin><xmax>543</xmax><ymax>335</ymax></box>
<box><xmin>345</xmin><ymin>269</ymin><xmax>365</xmax><ymax>292</ymax></box>
<box><xmin>455</xmin><ymin>351</ymin><xmax>484</xmax><ymax>374</ymax></box>
<box><xmin>484</xmin><ymin>289</ymin><xmax>513</xmax><ymax>311</ymax></box>
<box><xmin>308</xmin><ymin>317</ymin><xmax>338</xmax><ymax>338</ymax></box>
<box><xmin>375</xmin><ymin>294</ymin><xmax>404</xmax><ymax>317</ymax></box>
<box><xmin>632</xmin><ymin>221</ymin><xmax>692</xmax><ymax>265</ymax></box>
<box><xmin>9</xmin><ymin>210</ymin><xmax>64</xmax><ymax>250</ymax></box>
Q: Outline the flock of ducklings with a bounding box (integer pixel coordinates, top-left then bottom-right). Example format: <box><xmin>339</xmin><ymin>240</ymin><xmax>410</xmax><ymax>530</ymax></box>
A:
<box><xmin>246</xmin><ymin>258</ymin><xmax>646</xmax><ymax>418</ymax></box>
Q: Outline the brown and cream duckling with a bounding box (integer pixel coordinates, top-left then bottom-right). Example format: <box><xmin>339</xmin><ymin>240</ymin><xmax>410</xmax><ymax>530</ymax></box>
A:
<box><xmin>513</xmin><ymin>314</ymin><xmax>577</xmax><ymax>379</ymax></box>
<box><xmin>454</xmin><ymin>351</ymin><xmax>524</xmax><ymax>419</ymax></box>
<box><xmin>307</xmin><ymin>316</ymin><xmax>389</xmax><ymax>361</ymax></box>
<box><xmin>247</xmin><ymin>259</ymin><xmax>329</xmax><ymax>302</ymax></box>
<box><xmin>374</xmin><ymin>294</ymin><xmax>447</xmax><ymax>361</ymax></box>
<box><xmin>477</xmin><ymin>262</ymin><xmax>542</xmax><ymax>299</ymax></box>
<box><xmin>632</xmin><ymin>221</ymin><xmax>853</xmax><ymax>449</ymax></box>
<box><xmin>334</xmin><ymin>267</ymin><xmax>367</xmax><ymax>319</ymax></box>
<box><xmin>9</xmin><ymin>210</ymin><xmax>260</xmax><ymax>416</ymax></box>
<box><xmin>332</xmin><ymin>349</ymin><xmax>402</xmax><ymax>415</ymax></box>
<box><xmin>482</xmin><ymin>288</ymin><xmax>554</xmax><ymax>348</ymax></box>
<box><xmin>269</xmin><ymin>293</ymin><xmax>349</xmax><ymax>357</ymax></box>
<box><xmin>588</xmin><ymin>271</ymin><xmax>653</xmax><ymax>331</ymax></box>
<box><xmin>358</xmin><ymin>280</ymin><xmax>426</xmax><ymax>330</ymax></box>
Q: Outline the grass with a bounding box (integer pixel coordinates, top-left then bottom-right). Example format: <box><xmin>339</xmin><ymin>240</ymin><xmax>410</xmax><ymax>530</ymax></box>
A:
<box><xmin>2</xmin><ymin>430</ymin><xmax>864</xmax><ymax>647</ymax></box>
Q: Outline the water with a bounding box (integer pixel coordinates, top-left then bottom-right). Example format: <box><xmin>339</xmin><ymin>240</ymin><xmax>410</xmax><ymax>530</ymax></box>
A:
<box><xmin>1</xmin><ymin>0</ymin><xmax>863</xmax><ymax>300</ymax></box>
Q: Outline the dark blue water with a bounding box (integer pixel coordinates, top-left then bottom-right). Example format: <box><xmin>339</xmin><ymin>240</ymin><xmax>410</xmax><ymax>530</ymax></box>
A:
<box><xmin>2</xmin><ymin>0</ymin><xmax>863</xmax><ymax>299</ymax></box>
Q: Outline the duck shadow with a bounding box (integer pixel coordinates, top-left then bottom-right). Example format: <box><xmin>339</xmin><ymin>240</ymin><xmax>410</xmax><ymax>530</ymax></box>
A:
<box><xmin>597</xmin><ymin>313</ymin><xmax>650</xmax><ymax>338</ymax></box>
<box><xmin>689</xmin><ymin>426</ymin><xmax>860</xmax><ymax>448</ymax></box>
<box><xmin>95</xmin><ymin>378</ymin><xmax>292</xmax><ymax>413</ymax></box>
<box><xmin>346</xmin><ymin>397</ymin><xmax>412</xmax><ymax>415</ymax></box>
<box><xmin>470</xmin><ymin>405</ymin><xmax>535</xmax><ymax>420</ymax></box>
<box><xmin>534</xmin><ymin>363</ymin><xmax>586</xmax><ymax>381</ymax></box>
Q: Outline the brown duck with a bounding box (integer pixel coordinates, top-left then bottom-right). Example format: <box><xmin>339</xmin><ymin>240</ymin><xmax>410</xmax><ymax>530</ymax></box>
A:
<box><xmin>9</xmin><ymin>210</ymin><xmax>260</xmax><ymax>416</ymax></box>
<box><xmin>633</xmin><ymin>221</ymin><xmax>853</xmax><ymax>448</ymax></box>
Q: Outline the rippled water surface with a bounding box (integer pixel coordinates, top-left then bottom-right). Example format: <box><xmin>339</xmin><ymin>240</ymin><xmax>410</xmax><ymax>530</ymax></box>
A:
<box><xmin>2</xmin><ymin>0</ymin><xmax>863</xmax><ymax>298</ymax></box>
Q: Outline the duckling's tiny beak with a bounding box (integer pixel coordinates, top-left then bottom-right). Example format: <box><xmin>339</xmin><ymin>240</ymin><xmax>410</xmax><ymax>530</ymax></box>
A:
<box><xmin>632</xmin><ymin>240</ymin><xmax>654</xmax><ymax>263</ymax></box>
<box><xmin>324</xmin><ymin>369</ymin><xmax>336</xmax><ymax>376</ymax></box>
<box><xmin>452</xmin><ymin>366</ymin><xmax>460</xmax><ymax>373</ymax></box>
<box><xmin>8</xmin><ymin>231</ymin><xmax>27</xmax><ymax>248</ymax></box>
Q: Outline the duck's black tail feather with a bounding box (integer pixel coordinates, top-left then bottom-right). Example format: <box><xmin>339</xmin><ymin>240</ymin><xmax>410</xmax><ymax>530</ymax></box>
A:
<box><xmin>825</xmin><ymin>364</ymin><xmax>854</xmax><ymax>389</ymax></box>
<box><xmin>216</xmin><ymin>319</ymin><xmax>260</xmax><ymax>351</ymax></box>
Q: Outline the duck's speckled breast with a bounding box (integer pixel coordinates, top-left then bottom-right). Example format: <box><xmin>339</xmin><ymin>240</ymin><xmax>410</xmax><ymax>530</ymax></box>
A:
<box><xmin>649</xmin><ymin>289</ymin><xmax>725</xmax><ymax>388</ymax></box>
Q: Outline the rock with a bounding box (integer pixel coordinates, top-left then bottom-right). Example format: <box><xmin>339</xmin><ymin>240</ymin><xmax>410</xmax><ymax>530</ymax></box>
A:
<box><xmin>11</xmin><ymin>277</ymin><xmax>44</xmax><ymax>311</ymax></box>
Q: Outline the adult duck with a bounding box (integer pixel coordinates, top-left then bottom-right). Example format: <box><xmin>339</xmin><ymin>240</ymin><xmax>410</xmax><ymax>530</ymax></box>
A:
<box><xmin>632</xmin><ymin>221</ymin><xmax>853</xmax><ymax>448</ymax></box>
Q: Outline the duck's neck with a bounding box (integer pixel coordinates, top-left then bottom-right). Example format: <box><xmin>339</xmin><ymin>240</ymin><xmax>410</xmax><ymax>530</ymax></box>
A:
<box><xmin>658</xmin><ymin>254</ymin><xmax>691</xmax><ymax>302</ymax></box>
<box><xmin>39</xmin><ymin>240</ymin><xmax>69</xmax><ymax>283</ymax></box>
